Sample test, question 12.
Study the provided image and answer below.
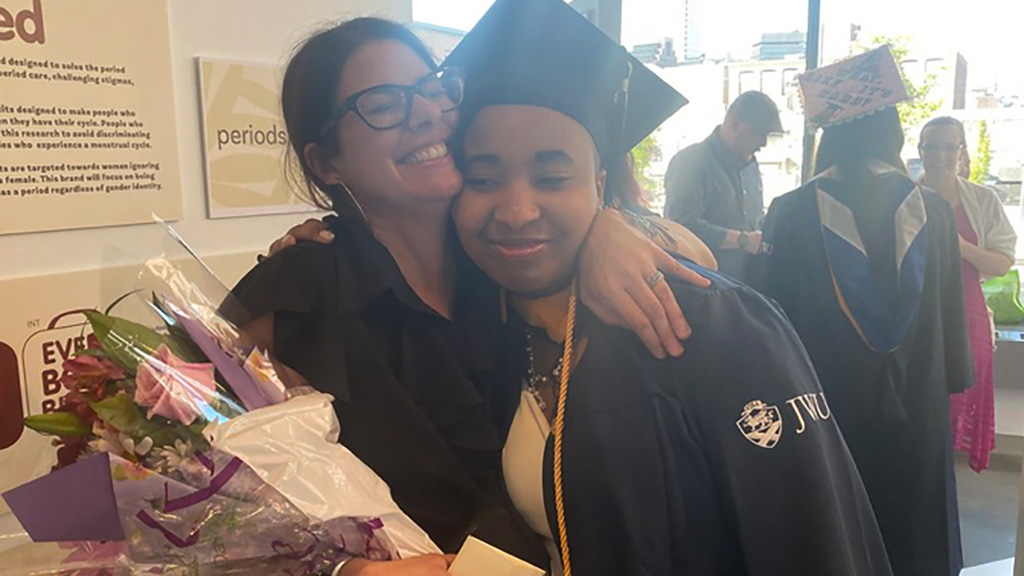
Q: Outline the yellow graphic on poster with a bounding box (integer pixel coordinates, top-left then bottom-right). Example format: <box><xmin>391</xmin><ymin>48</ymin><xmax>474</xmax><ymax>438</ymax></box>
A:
<box><xmin>0</xmin><ymin>0</ymin><xmax>183</xmax><ymax>235</ymax></box>
<box><xmin>199</xmin><ymin>58</ymin><xmax>315</xmax><ymax>218</ymax></box>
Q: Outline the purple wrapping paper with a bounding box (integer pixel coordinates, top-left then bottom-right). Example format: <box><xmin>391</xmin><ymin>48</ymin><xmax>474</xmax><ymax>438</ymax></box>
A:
<box><xmin>171</xmin><ymin>309</ymin><xmax>270</xmax><ymax>411</ymax></box>
<box><xmin>2</xmin><ymin>453</ymin><xmax>125</xmax><ymax>542</ymax></box>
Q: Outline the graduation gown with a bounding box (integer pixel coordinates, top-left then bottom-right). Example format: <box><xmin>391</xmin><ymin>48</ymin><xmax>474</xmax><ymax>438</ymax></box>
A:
<box><xmin>500</xmin><ymin>269</ymin><xmax>892</xmax><ymax>576</ymax></box>
<box><xmin>227</xmin><ymin>214</ymin><xmax>545</xmax><ymax>564</ymax></box>
<box><xmin>751</xmin><ymin>171</ymin><xmax>973</xmax><ymax>576</ymax></box>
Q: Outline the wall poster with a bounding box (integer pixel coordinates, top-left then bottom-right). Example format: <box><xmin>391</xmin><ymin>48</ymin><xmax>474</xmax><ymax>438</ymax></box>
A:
<box><xmin>198</xmin><ymin>58</ymin><xmax>316</xmax><ymax>218</ymax></box>
<box><xmin>0</xmin><ymin>0</ymin><xmax>183</xmax><ymax>235</ymax></box>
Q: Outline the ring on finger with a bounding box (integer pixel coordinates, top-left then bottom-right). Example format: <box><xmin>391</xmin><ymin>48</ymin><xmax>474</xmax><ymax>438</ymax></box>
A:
<box><xmin>645</xmin><ymin>269</ymin><xmax>665</xmax><ymax>289</ymax></box>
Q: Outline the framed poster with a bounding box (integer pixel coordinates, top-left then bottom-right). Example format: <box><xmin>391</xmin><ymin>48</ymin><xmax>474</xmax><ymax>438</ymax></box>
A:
<box><xmin>198</xmin><ymin>57</ymin><xmax>317</xmax><ymax>218</ymax></box>
<box><xmin>0</xmin><ymin>0</ymin><xmax>183</xmax><ymax>235</ymax></box>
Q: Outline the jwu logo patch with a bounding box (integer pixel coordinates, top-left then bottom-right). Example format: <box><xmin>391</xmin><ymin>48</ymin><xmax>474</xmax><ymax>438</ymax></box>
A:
<box><xmin>736</xmin><ymin>400</ymin><xmax>783</xmax><ymax>449</ymax></box>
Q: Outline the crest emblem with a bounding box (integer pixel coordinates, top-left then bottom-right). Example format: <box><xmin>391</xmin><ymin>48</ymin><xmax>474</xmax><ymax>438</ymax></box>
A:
<box><xmin>736</xmin><ymin>400</ymin><xmax>783</xmax><ymax>449</ymax></box>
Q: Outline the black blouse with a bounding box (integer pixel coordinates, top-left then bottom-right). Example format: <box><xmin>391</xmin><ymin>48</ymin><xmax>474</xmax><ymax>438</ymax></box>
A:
<box><xmin>228</xmin><ymin>214</ymin><xmax>542</xmax><ymax>562</ymax></box>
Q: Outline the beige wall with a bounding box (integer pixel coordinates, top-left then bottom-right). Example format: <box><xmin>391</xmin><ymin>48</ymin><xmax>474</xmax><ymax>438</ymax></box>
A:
<box><xmin>0</xmin><ymin>0</ymin><xmax>412</xmax><ymax>283</ymax></box>
<box><xmin>0</xmin><ymin>0</ymin><xmax>412</xmax><ymax>527</ymax></box>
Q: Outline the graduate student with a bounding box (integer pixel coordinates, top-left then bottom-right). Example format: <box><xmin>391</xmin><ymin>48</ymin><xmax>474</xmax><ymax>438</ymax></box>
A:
<box><xmin>752</xmin><ymin>47</ymin><xmax>973</xmax><ymax>576</ymax></box>
<box><xmin>446</xmin><ymin>1</ymin><xmax>893</xmax><ymax>574</ymax></box>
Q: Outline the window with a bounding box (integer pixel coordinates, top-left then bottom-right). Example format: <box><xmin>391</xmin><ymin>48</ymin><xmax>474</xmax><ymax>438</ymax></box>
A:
<box><xmin>782</xmin><ymin>68</ymin><xmax>800</xmax><ymax>95</ymax></box>
<box><xmin>925</xmin><ymin>58</ymin><xmax>945</xmax><ymax>76</ymax></box>
<box><xmin>760</xmin><ymin>69</ymin><xmax>780</xmax><ymax>96</ymax></box>
<box><xmin>623</xmin><ymin>0</ymin><xmax>808</xmax><ymax>211</ymax></box>
<box><xmin>738</xmin><ymin>71</ymin><xmax>757</xmax><ymax>95</ymax></box>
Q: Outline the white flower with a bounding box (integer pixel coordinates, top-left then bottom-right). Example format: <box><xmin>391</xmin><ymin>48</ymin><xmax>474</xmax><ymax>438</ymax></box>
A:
<box><xmin>151</xmin><ymin>439</ymin><xmax>193</xmax><ymax>474</ymax></box>
<box><xmin>89</xmin><ymin>423</ymin><xmax>153</xmax><ymax>458</ymax></box>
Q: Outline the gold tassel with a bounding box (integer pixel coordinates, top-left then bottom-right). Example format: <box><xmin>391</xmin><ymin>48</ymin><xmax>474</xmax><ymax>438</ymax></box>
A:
<box><xmin>553</xmin><ymin>277</ymin><xmax>578</xmax><ymax>575</ymax></box>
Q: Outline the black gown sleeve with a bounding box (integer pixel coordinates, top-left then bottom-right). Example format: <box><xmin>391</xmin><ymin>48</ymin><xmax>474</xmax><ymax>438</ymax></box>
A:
<box><xmin>931</xmin><ymin>198</ymin><xmax>974</xmax><ymax>395</ymax></box>
<box><xmin>749</xmin><ymin>191</ymin><xmax>800</xmax><ymax>313</ymax></box>
<box><xmin>680</xmin><ymin>286</ymin><xmax>892</xmax><ymax>576</ymax></box>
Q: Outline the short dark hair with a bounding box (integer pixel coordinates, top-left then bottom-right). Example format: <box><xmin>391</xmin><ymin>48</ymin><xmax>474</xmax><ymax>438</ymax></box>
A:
<box><xmin>726</xmin><ymin>91</ymin><xmax>783</xmax><ymax>133</ymax></box>
<box><xmin>919</xmin><ymin>116</ymin><xmax>967</xmax><ymax>147</ymax></box>
<box><xmin>281</xmin><ymin>18</ymin><xmax>437</xmax><ymax>212</ymax></box>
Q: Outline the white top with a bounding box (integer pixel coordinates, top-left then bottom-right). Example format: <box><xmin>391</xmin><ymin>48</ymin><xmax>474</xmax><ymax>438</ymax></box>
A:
<box><xmin>956</xmin><ymin>177</ymin><xmax>1018</xmax><ymax>269</ymax></box>
<box><xmin>917</xmin><ymin>176</ymin><xmax>1018</xmax><ymax>273</ymax></box>
<box><xmin>502</xmin><ymin>390</ymin><xmax>563</xmax><ymax>576</ymax></box>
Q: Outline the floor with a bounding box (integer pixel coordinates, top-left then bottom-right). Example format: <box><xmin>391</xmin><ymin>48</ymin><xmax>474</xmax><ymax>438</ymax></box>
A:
<box><xmin>957</xmin><ymin>452</ymin><xmax>1021</xmax><ymax>574</ymax></box>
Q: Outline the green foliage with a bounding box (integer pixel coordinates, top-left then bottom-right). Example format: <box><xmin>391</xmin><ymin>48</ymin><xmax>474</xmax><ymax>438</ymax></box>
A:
<box><xmin>24</xmin><ymin>412</ymin><xmax>91</xmax><ymax>437</ymax></box>
<box><xmin>91</xmin><ymin>393</ymin><xmax>209</xmax><ymax>449</ymax></box>
<box><xmin>970</xmin><ymin>120</ymin><xmax>992</xmax><ymax>183</ymax></box>
<box><xmin>84</xmin><ymin>310</ymin><xmax>198</xmax><ymax>374</ymax></box>
<box><xmin>632</xmin><ymin>132</ymin><xmax>663</xmax><ymax>193</ymax></box>
<box><xmin>868</xmin><ymin>35</ymin><xmax>944</xmax><ymax>141</ymax></box>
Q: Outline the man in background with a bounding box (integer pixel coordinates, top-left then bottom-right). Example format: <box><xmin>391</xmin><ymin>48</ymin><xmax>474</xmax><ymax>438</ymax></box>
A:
<box><xmin>664</xmin><ymin>91</ymin><xmax>782</xmax><ymax>280</ymax></box>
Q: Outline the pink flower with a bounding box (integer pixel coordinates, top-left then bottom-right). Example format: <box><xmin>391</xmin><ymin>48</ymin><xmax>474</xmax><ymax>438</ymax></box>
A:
<box><xmin>61</xmin><ymin>355</ymin><xmax>126</xmax><ymax>397</ymax></box>
<box><xmin>134</xmin><ymin>345</ymin><xmax>216</xmax><ymax>425</ymax></box>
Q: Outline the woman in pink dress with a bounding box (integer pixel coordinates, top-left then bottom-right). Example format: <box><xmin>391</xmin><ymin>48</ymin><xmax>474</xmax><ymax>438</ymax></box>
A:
<box><xmin>919</xmin><ymin>117</ymin><xmax>1018</xmax><ymax>471</ymax></box>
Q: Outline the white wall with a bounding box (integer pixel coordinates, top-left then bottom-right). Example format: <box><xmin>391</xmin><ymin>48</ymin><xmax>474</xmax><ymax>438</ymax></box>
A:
<box><xmin>0</xmin><ymin>0</ymin><xmax>412</xmax><ymax>284</ymax></box>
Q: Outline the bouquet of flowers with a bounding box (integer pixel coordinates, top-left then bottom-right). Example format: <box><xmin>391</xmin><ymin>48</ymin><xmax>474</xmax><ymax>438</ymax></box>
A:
<box><xmin>1</xmin><ymin>236</ymin><xmax>438</xmax><ymax>575</ymax></box>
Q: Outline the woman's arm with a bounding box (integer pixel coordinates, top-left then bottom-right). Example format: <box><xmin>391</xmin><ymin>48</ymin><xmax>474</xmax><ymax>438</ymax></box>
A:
<box><xmin>960</xmin><ymin>237</ymin><xmax>1014</xmax><ymax>278</ymax></box>
<box><xmin>338</xmin><ymin>555</ymin><xmax>456</xmax><ymax>576</ymax></box>
<box><xmin>579</xmin><ymin>209</ymin><xmax>712</xmax><ymax>359</ymax></box>
<box><xmin>263</xmin><ymin>213</ymin><xmax>715</xmax><ymax>359</ymax></box>
<box><xmin>619</xmin><ymin>211</ymin><xmax>718</xmax><ymax>268</ymax></box>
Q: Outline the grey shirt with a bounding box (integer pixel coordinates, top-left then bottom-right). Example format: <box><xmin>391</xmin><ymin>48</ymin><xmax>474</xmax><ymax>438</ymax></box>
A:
<box><xmin>664</xmin><ymin>127</ymin><xmax>764</xmax><ymax>280</ymax></box>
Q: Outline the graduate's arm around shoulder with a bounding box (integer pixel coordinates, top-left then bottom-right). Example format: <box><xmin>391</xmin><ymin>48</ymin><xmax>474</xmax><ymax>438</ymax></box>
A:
<box><xmin>668</xmin><ymin>275</ymin><xmax>893</xmax><ymax>576</ymax></box>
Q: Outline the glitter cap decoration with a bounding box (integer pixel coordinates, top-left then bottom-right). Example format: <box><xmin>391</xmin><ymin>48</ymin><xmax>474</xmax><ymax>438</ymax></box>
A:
<box><xmin>799</xmin><ymin>45</ymin><xmax>910</xmax><ymax>128</ymax></box>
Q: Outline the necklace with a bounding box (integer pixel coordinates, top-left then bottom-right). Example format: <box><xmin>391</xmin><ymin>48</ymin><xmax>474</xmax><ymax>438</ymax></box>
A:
<box><xmin>503</xmin><ymin>281</ymin><xmax>578</xmax><ymax>575</ymax></box>
<box><xmin>524</xmin><ymin>329</ymin><xmax>563</xmax><ymax>413</ymax></box>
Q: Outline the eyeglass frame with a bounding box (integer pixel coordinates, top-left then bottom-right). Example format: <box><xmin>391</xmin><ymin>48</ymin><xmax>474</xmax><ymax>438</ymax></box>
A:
<box><xmin>919</xmin><ymin>142</ymin><xmax>965</xmax><ymax>155</ymax></box>
<box><xmin>318</xmin><ymin>66</ymin><xmax>464</xmax><ymax>139</ymax></box>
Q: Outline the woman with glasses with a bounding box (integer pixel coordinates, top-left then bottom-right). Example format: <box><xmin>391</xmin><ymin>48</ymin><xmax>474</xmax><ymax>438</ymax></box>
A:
<box><xmin>227</xmin><ymin>18</ymin><xmax>713</xmax><ymax>576</ymax></box>
<box><xmin>918</xmin><ymin>116</ymin><xmax>1017</xmax><ymax>472</ymax></box>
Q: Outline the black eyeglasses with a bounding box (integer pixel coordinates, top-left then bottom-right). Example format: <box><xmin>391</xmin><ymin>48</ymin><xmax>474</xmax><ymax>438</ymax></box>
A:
<box><xmin>319</xmin><ymin>67</ymin><xmax>464</xmax><ymax>137</ymax></box>
<box><xmin>920</xmin><ymin>143</ymin><xmax>964</xmax><ymax>155</ymax></box>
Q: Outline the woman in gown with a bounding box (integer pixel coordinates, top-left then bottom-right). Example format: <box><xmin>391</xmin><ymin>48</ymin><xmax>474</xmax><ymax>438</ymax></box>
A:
<box><xmin>752</xmin><ymin>48</ymin><xmax>974</xmax><ymax>576</ymax></box>
<box><xmin>446</xmin><ymin>1</ymin><xmax>893</xmax><ymax>574</ymax></box>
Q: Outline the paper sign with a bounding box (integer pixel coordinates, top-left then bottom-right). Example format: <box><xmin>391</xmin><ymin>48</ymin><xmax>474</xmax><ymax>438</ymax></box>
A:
<box><xmin>198</xmin><ymin>58</ymin><xmax>318</xmax><ymax>219</ymax></box>
<box><xmin>448</xmin><ymin>536</ymin><xmax>545</xmax><ymax>576</ymax></box>
<box><xmin>0</xmin><ymin>0</ymin><xmax>183</xmax><ymax>234</ymax></box>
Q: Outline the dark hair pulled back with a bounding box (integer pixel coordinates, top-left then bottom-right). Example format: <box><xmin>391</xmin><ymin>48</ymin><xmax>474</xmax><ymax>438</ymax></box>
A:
<box><xmin>813</xmin><ymin>106</ymin><xmax>907</xmax><ymax>187</ymax></box>
<box><xmin>281</xmin><ymin>18</ymin><xmax>437</xmax><ymax>212</ymax></box>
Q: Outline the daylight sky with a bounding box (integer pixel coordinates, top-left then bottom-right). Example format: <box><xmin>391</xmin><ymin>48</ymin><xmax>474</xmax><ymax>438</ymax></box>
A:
<box><xmin>412</xmin><ymin>0</ymin><xmax>1024</xmax><ymax>94</ymax></box>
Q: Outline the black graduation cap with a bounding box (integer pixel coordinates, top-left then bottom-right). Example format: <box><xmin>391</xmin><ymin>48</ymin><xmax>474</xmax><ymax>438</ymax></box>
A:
<box><xmin>444</xmin><ymin>0</ymin><xmax>688</xmax><ymax>163</ymax></box>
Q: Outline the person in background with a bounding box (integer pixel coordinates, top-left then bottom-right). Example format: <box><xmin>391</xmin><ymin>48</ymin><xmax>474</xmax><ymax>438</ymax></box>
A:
<box><xmin>231</xmin><ymin>16</ymin><xmax>714</xmax><ymax>576</ymax></box>
<box><xmin>918</xmin><ymin>116</ymin><xmax>1016</xmax><ymax>472</ymax></box>
<box><xmin>752</xmin><ymin>47</ymin><xmax>973</xmax><ymax>576</ymax></box>
<box><xmin>446</xmin><ymin>1</ymin><xmax>893</xmax><ymax>574</ymax></box>
<box><xmin>664</xmin><ymin>91</ymin><xmax>783</xmax><ymax>280</ymax></box>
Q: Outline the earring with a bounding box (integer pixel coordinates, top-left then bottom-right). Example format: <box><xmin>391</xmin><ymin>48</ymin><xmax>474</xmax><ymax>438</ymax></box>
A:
<box><xmin>335</xmin><ymin>180</ymin><xmax>368</xmax><ymax>222</ymax></box>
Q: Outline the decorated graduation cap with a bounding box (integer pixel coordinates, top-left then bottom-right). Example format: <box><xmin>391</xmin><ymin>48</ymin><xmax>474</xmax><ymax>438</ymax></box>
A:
<box><xmin>443</xmin><ymin>0</ymin><xmax>687</xmax><ymax>164</ymax></box>
<box><xmin>799</xmin><ymin>45</ymin><xmax>910</xmax><ymax>128</ymax></box>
